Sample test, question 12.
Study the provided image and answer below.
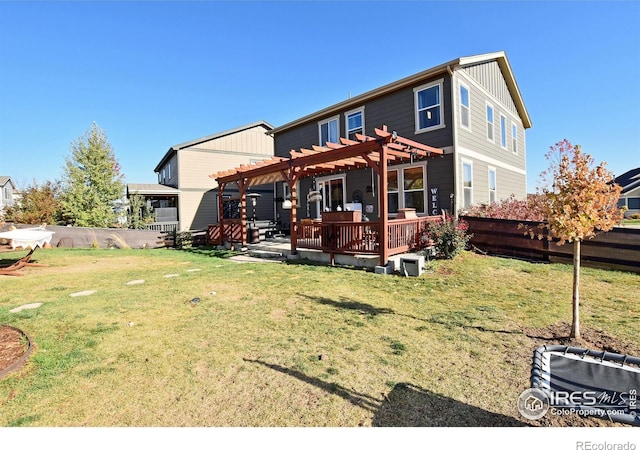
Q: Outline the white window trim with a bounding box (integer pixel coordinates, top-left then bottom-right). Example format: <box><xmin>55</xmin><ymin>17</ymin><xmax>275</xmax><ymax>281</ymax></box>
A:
<box><xmin>459</xmin><ymin>81</ymin><xmax>471</xmax><ymax>131</ymax></box>
<box><xmin>414</xmin><ymin>79</ymin><xmax>445</xmax><ymax>134</ymax></box>
<box><xmin>345</xmin><ymin>106</ymin><xmax>365</xmax><ymax>141</ymax></box>
<box><xmin>318</xmin><ymin>115</ymin><xmax>340</xmax><ymax>146</ymax></box>
<box><xmin>316</xmin><ymin>173</ymin><xmax>347</xmax><ymax>211</ymax></box>
<box><xmin>386</xmin><ymin>162</ymin><xmax>428</xmax><ymax>215</ymax></box>
<box><xmin>488</xmin><ymin>166</ymin><xmax>497</xmax><ymax>204</ymax></box>
<box><xmin>462</xmin><ymin>159</ymin><xmax>473</xmax><ymax>208</ymax></box>
<box><xmin>500</xmin><ymin>113</ymin><xmax>507</xmax><ymax>149</ymax></box>
<box><xmin>511</xmin><ymin>122</ymin><xmax>518</xmax><ymax>154</ymax></box>
<box><xmin>486</xmin><ymin>102</ymin><xmax>494</xmax><ymax>143</ymax></box>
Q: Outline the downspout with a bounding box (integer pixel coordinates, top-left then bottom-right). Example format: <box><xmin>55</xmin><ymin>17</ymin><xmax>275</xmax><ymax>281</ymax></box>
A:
<box><xmin>446</xmin><ymin>64</ymin><xmax>459</xmax><ymax>219</ymax></box>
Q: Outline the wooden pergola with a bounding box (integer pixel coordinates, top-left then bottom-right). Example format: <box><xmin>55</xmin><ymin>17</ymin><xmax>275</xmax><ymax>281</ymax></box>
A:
<box><xmin>210</xmin><ymin>126</ymin><xmax>444</xmax><ymax>265</ymax></box>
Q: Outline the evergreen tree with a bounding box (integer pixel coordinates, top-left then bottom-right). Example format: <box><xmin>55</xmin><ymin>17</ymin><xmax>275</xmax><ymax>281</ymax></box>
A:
<box><xmin>60</xmin><ymin>123</ymin><xmax>124</xmax><ymax>227</ymax></box>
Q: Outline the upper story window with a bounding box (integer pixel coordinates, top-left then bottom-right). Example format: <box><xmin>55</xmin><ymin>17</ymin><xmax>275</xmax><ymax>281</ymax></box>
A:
<box><xmin>319</xmin><ymin>116</ymin><xmax>339</xmax><ymax>146</ymax></box>
<box><xmin>414</xmin><ymin>79</ymin><xmax>444</xmax><ymax>133</ymax></box>
<box><xmin>511</xmin><ymin>123</ymin><xmax>518</xmax><ymax>154</ymax></box>
<box><xmin>500</xmin><ymin>114</ymin><xmax>507</xmax><ymax>149</ymax></box>
<box><xmin>459</xmin><ymin>83</ymin><xmax>470</xmax><ymax>129</ymax></box>
<box><xmin>486</xmin><ymin>104</ymin><xmax>494</xmax><ymax>142</ymax></box>
<box><xmin>345</xmin><ymin>108</ymin><xmax>364</xmax><ymax>141</ymax></box>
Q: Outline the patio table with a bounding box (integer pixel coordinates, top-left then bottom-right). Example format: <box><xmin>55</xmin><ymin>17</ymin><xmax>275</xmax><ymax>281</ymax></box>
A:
<box><xmin>0</xmin><ymin>228</ymin><xmax>54</xmax><ymax>276</ymax></box>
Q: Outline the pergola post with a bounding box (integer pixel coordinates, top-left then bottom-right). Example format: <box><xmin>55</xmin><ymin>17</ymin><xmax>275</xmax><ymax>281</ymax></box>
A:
<box><xmin>237</xmin><ymin>179</ymin><xmax>248</xmax><ymax>245</ymax></box>
<box><xmin>217</xmin><ymin>182</ymin><xmax>225</xmax><ymax>244</ymax></box>
<box><xmin>281</xmin><ymin>167</ymin><xmax>300</xmax><ymax>255</ymax></box>
<box><xmin>379</xmin><ymin>143</ymin><xmax>389</xmax><ymax>265</ymax></box>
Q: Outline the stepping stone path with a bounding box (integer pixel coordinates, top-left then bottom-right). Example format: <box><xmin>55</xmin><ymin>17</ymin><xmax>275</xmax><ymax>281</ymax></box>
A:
<box><xmin>70</xmin><ymin>290</ymin><xmax>97</xmax><ymax>297</ymax></box>
<box><xmin>126</xmin><ymin>279</ymin><xmax>145</xmax><ymax>285</ymax></box>
<box><xmin>163</xmin><ymin>274</ymin><xmax>179</xmax><ymax>278</ymax></box>
<box><xmin>9</xmin><ymin>303</ymin><xmax>43</xmax><ymax>313</ymax></box>
<box><xmin>186</xmin><ymin>269</ymin><xmax>201</xmax><ymax>272</ymax></box>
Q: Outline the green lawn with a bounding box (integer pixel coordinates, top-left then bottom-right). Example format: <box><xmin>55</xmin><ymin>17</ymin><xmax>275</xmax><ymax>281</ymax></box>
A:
<box><xmin>0</xmin><ymin>248</ymin><xmax>638</xmax><ymax>426</ymax></box>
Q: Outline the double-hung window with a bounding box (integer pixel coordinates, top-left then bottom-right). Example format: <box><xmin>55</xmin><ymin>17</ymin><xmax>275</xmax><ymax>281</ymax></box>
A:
<box><xmin>500</xmin><ymin>114</ymin><xmax>507</xmax><ymax>149</ymax></box>
<box><xmin>463</xmin><ymin>161</ymin><xmax>473</xmax><ymax>208</ymax></box>
<box><xmin>512</xmin><ymin>123</ymin><xmax>518</xmax><ymax>154</ymax></box>
<box><xmin>488</xmin><ymin>167</ymin><xmax>497</xmax><ymax>204</ymax></box>
<box><xmin>414</xmin><ymin>80</ymin><xmax>443</xmax><ymax>132</ymax></box>
<box><xmin>319</xmin><ymin>116</ymin><xmax>339</xmax><ymax>146</ymax></box>
<box><xmin>388</xmin><ymin>170</ymin><xmax>399</xmax><ymax>214</ymax></box>
<box><xmin>345</xmin><ymin>108</ymin><xmax>364</xmax><ymax>141</ymax></box>
<box><xmin>486</xmin><ymin>104</ymin><xmax>494</xmax><ymax>142</ymax></box>
<box><xmin>387</xmin><ymin>165</ymin><xmax>427</xmax><ymax>214</ymax></box>
<box><xmin>460</xmin><ymin>83</ymin><xmax>470</xmax><ymax>129</ymax></box>
<box><xmin>403</xmin><ymin>166</ymin><xmax>425</xmax><ymax>212</ymax></box>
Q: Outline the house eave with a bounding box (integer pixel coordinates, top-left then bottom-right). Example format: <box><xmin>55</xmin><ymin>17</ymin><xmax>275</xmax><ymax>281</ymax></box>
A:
<box><xmin>270</xmin><ymin>51</ymin><xmax>532</xmax><ymax>135</ymax></box>
<box><xmin>153</xmin><ymin>120</ymin><xmax>275</xmax><ymax>173</ymax></box>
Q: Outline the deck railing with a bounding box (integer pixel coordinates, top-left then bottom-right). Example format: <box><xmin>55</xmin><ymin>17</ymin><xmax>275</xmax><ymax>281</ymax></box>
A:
<box><xmin>297</xmin><ymin>221</ymin><xmax>380</xmax><ymax>254</ymax></box>
<box><xmin>386</xmin><ymin>216</ymin><xmax>441</xmax><ymax>256</ymax></box>
<box><xmin>207</xmin><ymin>219</ymin><xmax>243</xmax><ymax>245</ymax></box>
<box><xmin>145</xmin><ymin>221</ymin><xmax>179</xmax><ymax>233</ymax></box>
<box><xmin>296</xmin><ymin>215</ymin><xmax>442</xmax><ymax>256</ymax></box>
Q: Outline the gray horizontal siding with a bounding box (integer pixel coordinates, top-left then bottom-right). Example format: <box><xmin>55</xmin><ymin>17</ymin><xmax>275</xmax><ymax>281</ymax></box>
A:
<box><xmin>274</xmin><ymin>74</ymin><xmax>454</xmax><ymax>156</ymax></box>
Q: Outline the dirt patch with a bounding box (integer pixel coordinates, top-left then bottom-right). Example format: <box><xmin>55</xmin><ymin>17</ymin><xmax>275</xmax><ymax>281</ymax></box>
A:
<box><xmin>522</xmin><ymin>321</ymin><xmax>638</xmax><ymax>356</ymax></box>
<box><xmin>0</xmin><ymin>325</ymin><xmax>31</xmax><ymax>377</ymax></box>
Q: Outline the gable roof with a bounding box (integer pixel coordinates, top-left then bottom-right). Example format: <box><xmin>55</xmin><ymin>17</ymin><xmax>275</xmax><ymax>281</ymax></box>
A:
<box><xmin>0</xmin><ymin>176</ymin><xmax>16</xmax><ymax>189</ymax></box>
<box><xmin>154</xmin><ymin>120</ymin><xmax>274</xmax><ymax>173</ymax></box>
<box><xmin>270</xmin><ymin>51</ymin><xmax>531</xmax><ymax>134</ymax></box>
<box><xmin>614</xmin><ymin>168</ymin><xmax>640</xmax><ymax>194</ymax></box>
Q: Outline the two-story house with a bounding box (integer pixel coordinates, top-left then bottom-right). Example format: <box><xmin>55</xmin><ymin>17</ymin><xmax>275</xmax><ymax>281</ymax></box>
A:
<box><xmin>0</xmin><ymin>176</ymin><xmax>16</xmax><ymax>217</ymax></box>
<box><xmin>269</xmin><ymin>51</ymin><xmax>531</xmax><ymax>225</ymax></box>
<box><xmin>129</xmin><ymin>121</ymin><xmax>275</xmax><ymax>232</ymax></box>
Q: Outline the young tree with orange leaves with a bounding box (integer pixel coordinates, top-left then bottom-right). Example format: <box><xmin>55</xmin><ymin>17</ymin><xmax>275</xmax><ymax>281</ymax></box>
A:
<box><xmin>539</xmin><ymin>139</ymin><xmax>623</xmax><ymax>339</ymax></box>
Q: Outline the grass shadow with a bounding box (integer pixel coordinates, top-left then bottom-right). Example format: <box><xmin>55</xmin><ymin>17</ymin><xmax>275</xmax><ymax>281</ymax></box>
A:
<box><xmin>177</xmin><ymin>246</ymin><xmax>239</xmax><ymax>259</ymax></box>
<box><xmin>243</xmin><ymin>358</ymin><xmax>379</xmax><ymax>412</ymax></box>
<box><xmin>297</xmin><ymin>293</ymin><xmax>395</xmax><ymax>317</ymax></box>
<box><xmin>244</xmin><ymin>359</ymin><xmax>527</xmax><ymax>427</ymax></box>
<box><xmin>373</xmin><ymin>382</ymin><xmax>527</xmax><ymax>427</ymax></box>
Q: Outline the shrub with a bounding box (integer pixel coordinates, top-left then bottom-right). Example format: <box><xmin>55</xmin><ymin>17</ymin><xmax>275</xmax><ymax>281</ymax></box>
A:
<box><xmin>465</xmin><ymin>194</ymin><xmax>545</xmax><ymax>221</ymax></box>
<box><xmin>425</xmin><ymin>218</ymin><xmax>472</xmax><ymax>259</ymax></box>
<box><xmin>175</xmin><ymin>231</ymin><xmax>193</xmax><ymax>249</ymax></box>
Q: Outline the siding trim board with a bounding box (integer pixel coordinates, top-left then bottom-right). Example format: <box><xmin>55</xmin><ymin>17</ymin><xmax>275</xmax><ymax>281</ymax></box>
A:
<box><xmin>457</xmin><ymin>146</ymin><xmax>526</xmax><ymax>175</ymax></box>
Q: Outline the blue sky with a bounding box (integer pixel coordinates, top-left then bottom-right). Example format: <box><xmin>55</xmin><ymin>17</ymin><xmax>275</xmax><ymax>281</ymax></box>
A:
<box><xmin>1</xmin><ymin>1</ymin><xmax>639</xmax><ymax>193</ymax></box>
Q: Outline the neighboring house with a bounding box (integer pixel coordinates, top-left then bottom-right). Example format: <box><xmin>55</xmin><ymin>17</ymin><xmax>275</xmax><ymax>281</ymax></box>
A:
<box><xmin>128</xmin><ymin>121</ymin><xmax>275</xmax><ymax>232</ymax></box>
<box><xmin>615</xmin><ymin>168</ymin><xmax>640</xmax><ymax>217</ymax></box>
<box><xmin>270</xmin><ymin>51</ymin><xmax>531</xmax><ymax>224</ymax></box>
<box><xmin>0</xmin><ymin>176</ymin><xmax>16</xmax><ymax>217</ymax></box>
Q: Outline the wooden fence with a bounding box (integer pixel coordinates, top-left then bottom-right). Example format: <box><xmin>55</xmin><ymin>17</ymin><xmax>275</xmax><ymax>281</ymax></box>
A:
<box><xmin>461</xmin><ymin>216</ymin><xmax>640</xmax><ymax>273</ymax></box>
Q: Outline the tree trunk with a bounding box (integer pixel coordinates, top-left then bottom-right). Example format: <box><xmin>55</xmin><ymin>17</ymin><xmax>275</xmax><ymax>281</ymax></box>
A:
<box><xmin>570</xmin><ymin>239</ymin><xmax>581</xmax><ymax>339</ymax></box>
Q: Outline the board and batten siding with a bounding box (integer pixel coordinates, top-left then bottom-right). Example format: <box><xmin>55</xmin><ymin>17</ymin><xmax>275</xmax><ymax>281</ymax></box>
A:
<box><xmin>454</xmin><ymin>65</ymin><xmax>526</xmax><ymax>205</ymax></box>
<box><xmin>461</xmin><ymin>61</ymin><xmax>518</xmax><ymax>118</ymax></box>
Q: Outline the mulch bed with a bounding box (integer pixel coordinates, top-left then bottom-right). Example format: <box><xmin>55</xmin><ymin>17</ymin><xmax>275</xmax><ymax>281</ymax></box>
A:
<box><xmin>0</xmin><ymin>325</ymin><xmax>32</xmax><ymax>377</ymax></box>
